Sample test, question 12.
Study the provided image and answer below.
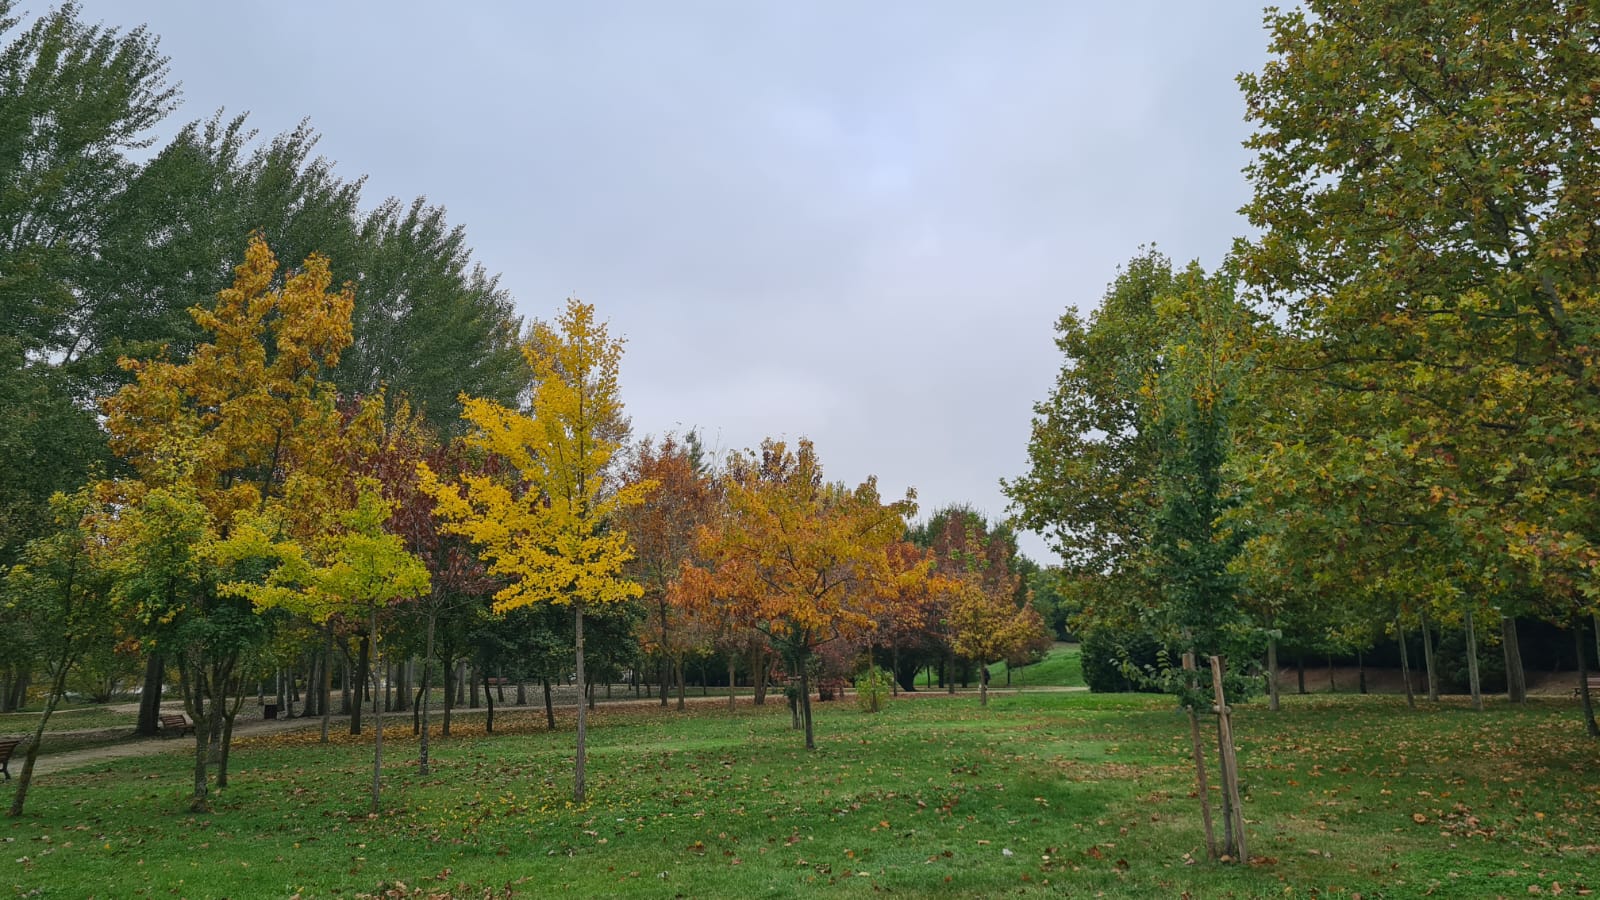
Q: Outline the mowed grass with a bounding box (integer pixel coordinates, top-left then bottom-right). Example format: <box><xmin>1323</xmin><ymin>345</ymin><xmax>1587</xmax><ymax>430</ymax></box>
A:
<box><xmin>0</xmin><ymin>705</ymin><xmax>140</xmax><ymax>735</ymax></box>
<box><xmin>4</xmin><ymin>691</ymin><xmax>1598</xmax><ymax>898</ymax></box>
<box><xmin>991</xmin><ymin>642</ymin><xmax>1084</xmax><ymax>688</ymax></box>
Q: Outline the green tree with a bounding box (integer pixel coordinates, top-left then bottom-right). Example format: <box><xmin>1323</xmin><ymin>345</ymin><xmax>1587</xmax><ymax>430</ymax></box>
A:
<box><xmin>1238</xmin><ymin>0</ymin><xmax>1600</xmax><ymax>725</ymax></box>
<box><xmin>216</xmin><ymin>483</ymin><xmax>429</xmax><ymax>813</ymax></box>
<box><xmin>100</xmin><ymin>235</ymin><xmax>356</xmax><ymax>812</ymax></box>
<box><xmin>0</xmin><ymin>1</ymin><xmax>176</xmax><ymax>565</ymax></box>
<box><xmin>2</xmin><ymin>488</ymin><xmax>115</xmax><ymax>816</ymax></box>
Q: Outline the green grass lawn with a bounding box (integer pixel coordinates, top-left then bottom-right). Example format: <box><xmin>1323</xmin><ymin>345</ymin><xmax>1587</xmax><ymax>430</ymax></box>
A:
<box><xmin>4</xmin><ymin>690</ymin><xmax>1597</xmax><ymax>898</ymax></box>
<box><xmin>991</xmin><ymin>642</ymin><xmax>1084</xmax><ymax>688</ymax></box>
<box><xmin>0</xmin><ymin>705</ymin><xmax>139</xmax><ymax>735</ymax></box>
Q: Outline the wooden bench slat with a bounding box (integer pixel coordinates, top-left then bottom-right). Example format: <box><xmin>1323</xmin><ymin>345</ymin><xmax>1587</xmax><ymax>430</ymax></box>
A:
<box><xmin>159</xmin><ymin>714</ymin><xmax>195</xmax><ymax>737</ymax></box>
<box><xmin>0</xmin><ymin>737</ymin><xmax>20</xmax><ymax>781</ymax></box>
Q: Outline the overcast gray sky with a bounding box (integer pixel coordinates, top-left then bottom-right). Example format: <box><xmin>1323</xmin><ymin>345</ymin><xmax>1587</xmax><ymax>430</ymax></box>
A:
<box><xmin>76</xmin><ymin>1</ymin><xmax>1272</xmax><ymax>563</ymax></box>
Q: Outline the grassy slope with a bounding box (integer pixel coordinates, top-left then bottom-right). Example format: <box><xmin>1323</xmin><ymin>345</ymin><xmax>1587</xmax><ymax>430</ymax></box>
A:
<box><xmin>989</xmin><ymin>642</ymin><xmax>1084</xmax><ymax>688</ymax></box>
<box><xmin>4</xmin><ymin>691</ymin><xmax>1597</xmax><ymax>898</ymax></box>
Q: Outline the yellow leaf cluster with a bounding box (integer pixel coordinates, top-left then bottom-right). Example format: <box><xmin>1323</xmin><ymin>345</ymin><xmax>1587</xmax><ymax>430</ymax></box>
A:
<box><xmin>420</xmin><ymin>299</ymin><xmax>652</xmax><ymax>613</ymax></box>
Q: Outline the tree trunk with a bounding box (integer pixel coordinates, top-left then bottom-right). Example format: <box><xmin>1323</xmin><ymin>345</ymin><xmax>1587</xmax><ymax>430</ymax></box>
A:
<box><xmin>658</xmin><ymin>657</ymin><xmax>668</xmax><ymax>707</ymax></box>
<box><xmin>483</xmin><ymin>670</ymin><xmax>495</xmax><ymax>734</ymax></box>
<box><xmin>7</xmin><ymin>652</ymin><xmax>72</xmax><ymax>817</ymax></box>
<box><xmin>179</xmin><ymin>660</ymin><xmax>214</xmax><ymax>814</ymax></box>
<box><xmin>1397</xmin><ymin>617</ymin><xmax>1416</xmax><ymax>709</ymax></box>
<box><xmin>891</xmin><ymin>641</ymin><xmax>901</xmax><ymax>697</ymax></box>
<box><xmin>675</xmin><ymin>658</ymin><xmax>686</xmax><ymax>711</ymax></box>
<box><xmin>1357</xmin><ymin>649</ymin><xmax>1367</xmax><ymax>695</ymax></box>
<box><xmin>542</xmin><ymin>677</ymin><xmax>555</xmax><ymax>730</ymax></box>
<box><xmin>351</xmin><ymin>635</ymin><xmax>369</xmax><ymax>735</ymax></box>
<box><xmin>442</xmin><ymin>656</ymin><xmax>454</xmax><ymax>737</ymax></box>
<box><xmin>517</xmin><ymin>680</ymin><xmax>527</xmax><ymax>706</ymax></box>
<box><xmin>1181</xmin><ymin>653</ymin><xmax>1217</xmax><ymax>860</ymax></box>
<box><xmin>469</xmin><ymin>665</ymin><xmax>480</xmax><ymax>709</ymax></box>
<box><xmin>135</xmin><ymin>654</ymin><xmax>164</xmax><ymax>737</ymax></box>
<box><xmin>1464</xmin><ymin>606</ymin><xmax>1483</xmax><ymax>711</ymax></box>
<box><xmin>1326</xmin><ymin>654</ymin><xmax>1336</xmax><ymax>692</ymax></box>
<box><xmin>727</xmin><ymin>656</ymin><xmax>737</xmax><ymax>712</ymax></box>
<box><xmin>753</xmin><ymin>647</ymin><xmax>768</xmax><ymax>706</ymax></box>
<box><xmin>574</xmin><ymin>601</ymin><xmax>589</xmax><ymax>803</ymax></box>
<box><xmin>1502</xmin><ymin>616</ymin><xmax>1527</xmax><ymax>704</ymax></box>
<box><xmin>190</xmin><ymin>723</ymin><xmax>211</xmax><ymax>813</ymax></box>
<box><xmin>1420</xmin><ymin>609</ymin><xmax>1439</xmax><ymax>702</ymax></box>
<box><xmin>320</xmin><ymin>626</ymin><xmax>333</xmax><ymax>743</ymax></box>
<box><xmin>1592</xmin><ymin>614</ymin><xmax>1600</xmax><ymax>675</ymax></box>
<box><xmin>946</xmin><ymin>651</ymin><xmax>956</xmax><ymax>695</ymax></box>
<box><xmin>1576</xmin><ymin>616</ymin><xmax>1599</xmax><ymax>737</ymax></box>
<box><xmin>217</xmin><ymin>680</ymin><xmax>244</xmax><ymax>790</ymax></box>
<box><xmin>1266</xmin><ymin>635</ymin><xmax>1279</xmax><ymax>712</ymax></box>
<box><xmin>369</xmin><ymin>605</ymin><xmax>383</xmax><ymax>814</ymax></box>
<box><xmin>979</xmin><ymin>660</ymin><xmax>989</xmax><ymax>706</ymax></box>
<box><xmin>799</xmin><ymin>664</ymin><xmax>815</xmax><ymax>750</ymax></box>
<box><xmin>1296</xmin><ymin>656</ymin><xmax>1306</xmax><ymax>694</ymax></box>
<box><xmin>340</xmin><ymin>650</ymin><xmax>352</xmax><ymax>715</ymax></box>
<box><xmin>304</xmin><ymin>655</ymin><xmax>320</xmax><ymax>717</ymax></box>
<box><xmin>419</xmin><ymin>615</ymin><xmax>435</xmax><ymax>775</ymax></box>
<box><xmin>1209</xmin><ymin>656</ymin><xmax>1248</xmax><ymax>863</ymax></box>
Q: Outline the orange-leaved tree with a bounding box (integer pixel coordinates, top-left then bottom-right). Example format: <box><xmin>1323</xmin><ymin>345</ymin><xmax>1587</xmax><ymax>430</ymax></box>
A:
<box><xmin>682</xmin><ymin>438</ymin><xmax>916</xmax><ymax>749</ymax></box>
<box><xmin>620</xmin><ymin>432</ymin><xmax>716</xmax><ymax>710</ymax></box>
<box><xmin>100</xmin><ymin>233</ymin><xmax>354</xmax><ymax>813</ymax></box>
<box><xmin>419</xmin><ymin>298</ymin><xmax>653</xmax><ymax>803</ymax></box>
<box><xmin>946</xmin><ymin>574</ymin><xmax>1047</xmax><ymax>706</ymax></box>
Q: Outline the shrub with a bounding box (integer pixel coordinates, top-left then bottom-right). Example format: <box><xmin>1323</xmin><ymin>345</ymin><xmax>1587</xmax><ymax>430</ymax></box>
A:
<box><xmin>1080</xmin><ymin>629</ymin><xmax>1163</xmax><ymax>693</ymax></box>
<box><xmin>854</xmin><ymin>666</ymin><xmax>893</xmax><ymax>712</ymax></box>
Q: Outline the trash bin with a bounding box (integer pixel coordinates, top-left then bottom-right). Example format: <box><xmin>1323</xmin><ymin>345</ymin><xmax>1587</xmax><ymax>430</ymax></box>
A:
<box><xmin>263</xmin><ymin>703</ymin><xmax>278</xmax><ymax>720</ymax></box>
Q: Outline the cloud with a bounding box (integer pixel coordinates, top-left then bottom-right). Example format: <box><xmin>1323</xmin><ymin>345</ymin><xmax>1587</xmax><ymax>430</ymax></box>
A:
<box><xmin>77</xmin><ymin>0</ymin><xmax>1272</xmax><ymax>562</ymax></box>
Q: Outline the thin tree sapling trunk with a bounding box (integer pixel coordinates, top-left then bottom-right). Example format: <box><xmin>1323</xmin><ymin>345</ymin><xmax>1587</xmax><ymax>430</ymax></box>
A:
<box><xmin>1576</xmin><ymin>616</ymin><xmax>1598</xmax><ymax>738</ymax></box>
<box><xmin>351</xmin><ymin>634</ymin><xmax>369</xmax><ymax>735</ymax></box>
<box><xmin>419</xmin><ymin>615</ymin><xmax>435</xmax><ymax>775</ymax></box>
<box><xmin>1266</xmin><ymin>634</ymin><xmax>1279</xmax><ymax>712</ymax></box>
<box><xmin>7</xmin><ymin>650</ymin><xmax>74</xmax><ymax>817</ymax></box>
<box><xmin>1420</xmin><ymin>609</ymin><xmax>1439</xmax><ymax>702</ymax></box>
<box><xmin>1181</xmin><ymin>653</ymin><xmax>1217</xmax><ymax>860</ymax></box>
<box><xmin>1502</xmin><ymin>616</ymin><xmax>1526</xmax><ymax>704</ymax></box>
<box><xmin>369</xmin><ymin>604</ymin><xmax>384</xmax><ymax>814</ymax></box>
<box><xmin>1465</xmin><ymin>606</ymin><xmax>1483</xmax><ymax>712</ymax></box>
<box><xmin>483</xmin><ymin>670</ymin><xmax>495</xmax><ymax>734</ymax></box>
<box><xmin>582</xmin><ymin>598</ymin><xmax>595</xmax><ymax>800</ymax></box>
<box><xmin>799</xmin><ymin>663</ymin><xmax>815</xmax><ymax>750</ymax></box>
<box><xmin>1397</xmin><ymin>617</ymin><xmax>1416</xmax><ymax>709</ymax></box>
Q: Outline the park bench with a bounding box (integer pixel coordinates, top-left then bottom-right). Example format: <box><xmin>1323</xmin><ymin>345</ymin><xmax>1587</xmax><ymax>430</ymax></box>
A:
<box><xmin>485</xmin><ymin>677</ymin><xmax>510</xmax><ymax>687</ymax></box>
<box><xmin>817</xmin><ymin>677</ymin><xmax>849</xmax><ymax>702</ymax></box>
<box><xmin>1573</xmin><ymin>676</ymin><xmax>1600</xmax><ymax>698</ymax></box>
<box><xmin>0</xmin><ymin>737</ymin><xmax>19</xmax><ymax>781</ymax></box>
<box><xmin>159</xmin><ymin>713</ymin><xmax>194</xmax><ymax>737</ymax></box>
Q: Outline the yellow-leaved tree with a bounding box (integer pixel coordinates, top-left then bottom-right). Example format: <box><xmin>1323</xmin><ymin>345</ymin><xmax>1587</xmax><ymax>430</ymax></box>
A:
<box><xmin>100</xmin><ymin>233</ymin><xmax>355</xmax><ymax>813</ymax></box>
<box><xmin>420</xmin><ymin>298</ymin><xmax>653</xmax><ymax>802</ymax></box>
<box><xmin>215</xmin><ymin>479</ymin><xmax>430</xmax><ymax>813</ymax></box>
